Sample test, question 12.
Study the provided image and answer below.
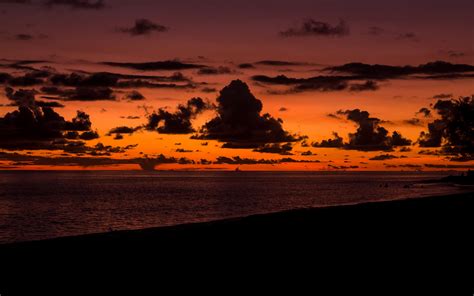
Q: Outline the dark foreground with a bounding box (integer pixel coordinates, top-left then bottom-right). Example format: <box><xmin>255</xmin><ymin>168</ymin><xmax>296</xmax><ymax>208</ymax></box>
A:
<box><xmin>1</xmin><ymin>192</ymin><xmax>473</xmax><ymax>294</ymax></box>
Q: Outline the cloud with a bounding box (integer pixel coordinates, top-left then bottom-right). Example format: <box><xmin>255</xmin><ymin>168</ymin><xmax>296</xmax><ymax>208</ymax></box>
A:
<box><xmin>0</xmin><ymin>151</ymin><xmax>192</xmax><ymax>169</ymax></box>
<box><xmin>14</xmin><ymin>33</ymin><xmax>33</xmax><ymax>40</ymax></box>
<box><xmin>314</xmin><ymin>109</ymin><xmax>411</xmax><ymax>151</ymax></box>
<box><xmin>280</xmin><ymin>19</ymin><xmax>349</xmax><ymax>37</ymax></box>
<box><xmin>42</xmin><ymin>86</ymin><xmax>115</xmax><ymax>101</ymax></box>
<box><xmin>0</xmin><ymin>88</ymin><xmax>104</xmax><ymax>151</ymax></box>
<box><xmin>253</xmin><ymin>143</ymin><xmax>293</xmax><ymax>155</ymax></box>
<box><xmin>193</xmin><ymin>80</ymin><xmax>301</xmax><ymax>147</ymax></box>
<box><xmin>312</xmin><ymin>132</ymin><xmax>344</xmax><ymax>148</ymax></box>
<box><xmin>201</xmin><ymin>87</ymin><xmax>216</xmax><ymax>93</ymax></box>
<box><xmin>447</xmin><ymin>50</ymin><xmax>465</xmax><ymax>58</ymax></box>
<box><xmin>326</xmin><ymin>61</ymin><xmax>474</xmax><ymax>79</ymax></box>
<box><xmin>238</xmin><ymin>63</ymin><xmax>255</xmax><ymax>69</ymax></box>
<box><xmin>253</xmin><ymin>74</ymin><xmax>379</xmax><ymax>93</ymax></box>
<box><xmin>4</xmin><ymin>87</ymin><xmax>64</xmax><ymax>108</ymax></box>
<box><xmin>197</xmin><ymin>66</ymin><xmax>235</xmax><ymax>75</ymax></box>
<box><xmin>417</xmin><ymin>107</ymin><xmax>431</xmax><ymax>117</ymax></box>
<box><xmin>367</xmin><ymin>26</ymin><xmax>419</xmax><ymax>41</ymax></box>
<box><xmin>403</xmin><ymin>118</ymin><xmax>424</xmax><ymax>126</ymax></box>
<box><xmin>369</xmin><ymin>154</ymin><xmax>399</xmax><ymax>161</ymax></box>
<box><xmin>255</xmin><ymin>60</ymin><xmax>308</xmax><ymax>66</ymax></box>
<box><xmin>432</xmin><ymin>93</ymin><xmax>453</xmax><ymax>99</ymax></box>
<box><xmin>341</xmin><ymin>109</ymin><xmax>412</xmax><ymax>151</ymax></box>
<box><xmin>124</xmin><ymin>90</ymin><xmax>145</xmax><ymax>101</ymax></box>
<box><xmin>107</xmin><ymin>126</ymin><xmax>140</xmax><ymax>135</ymax></box>
<box><xmin>145</xmin><ymin>97</ymin><xmax>211</xmax><ymax>134</ymax></box>
<box><xmin>102</xmin><ymin>60</ymin><xmax>205</xmax><ymax>71</ymax></box>
<box><xmin>214</xmin><ymin>156</ymin><xmax>318</xmax><ymax>165</ymax></box>
<box><xmin>349</xmin><ymin>80</ymin><xmax>379</xmax><ymax>91</ymax></box>
<box><xmin>44</xmin><ymin>0</ymin><xmax>105</xmax><ymax>9</ymax></box>
<box><xmin>118</xmin><ymin>19</ymin><xmax>168</xmax><ymax>36</ymax></box>
<box><xmin>396</xmin><ymin>32</ymin><xmax>419</xmax><ymax>42</ymax></box>
<box><xmin>418</xmin><ymin>96</ymin><xmax>474</xmax><ymax>160</ymax></box>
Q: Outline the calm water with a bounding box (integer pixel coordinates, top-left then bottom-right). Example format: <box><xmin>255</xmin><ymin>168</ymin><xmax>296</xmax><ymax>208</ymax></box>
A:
<box><xmin>0</xmin><ymin>171</ymin><xmax>469</xmax><ymax>243</ymax></box>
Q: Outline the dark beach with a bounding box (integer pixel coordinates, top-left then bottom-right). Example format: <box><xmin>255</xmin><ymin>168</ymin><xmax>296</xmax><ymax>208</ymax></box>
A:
<box><xmin>1</xmin><ymin>191</ymin><xmax>473</xmax><ymax>293</ymax></box>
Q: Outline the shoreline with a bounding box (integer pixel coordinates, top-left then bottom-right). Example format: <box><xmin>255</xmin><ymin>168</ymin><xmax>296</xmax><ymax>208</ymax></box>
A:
<box><xmin>1</xmin><ymin>191</ymin><xmax>472</xmax><ymax>248</ymax></box>
<box><xmin>1</xmin><ymin>191</ymin><xmax>472</xmax><ymax>293</ymax></box>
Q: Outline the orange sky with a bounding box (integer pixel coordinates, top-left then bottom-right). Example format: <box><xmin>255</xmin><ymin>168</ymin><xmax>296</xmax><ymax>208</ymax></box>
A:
<box><xmin>0</xmin><ymin>0</ymin><xmax>473</xmax><ymax>171</ymax></box>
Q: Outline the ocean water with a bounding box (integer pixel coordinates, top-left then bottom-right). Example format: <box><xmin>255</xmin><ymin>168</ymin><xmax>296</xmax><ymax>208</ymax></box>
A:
<box><xmin>0</xmin><ymin>171</ymin><xmax>468</xmax><ymax>243</ymax></box>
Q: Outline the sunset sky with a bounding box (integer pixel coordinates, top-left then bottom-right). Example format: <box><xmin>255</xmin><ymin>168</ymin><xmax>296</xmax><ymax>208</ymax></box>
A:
<box><xmin>0</xmin><ymin>0</ymin><xmax>473</xmax><ymax>171</ymax></box>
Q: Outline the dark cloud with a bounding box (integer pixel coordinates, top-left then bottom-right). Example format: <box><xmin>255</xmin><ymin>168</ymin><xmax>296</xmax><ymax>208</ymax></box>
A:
<box><xmin>396</xmin><ymin>32</ymin><xmax>419</xmax><ymax>41</ymax></box>
<box><xmin>418</xmin><ymin>96</ymin><xmax>474</xmax><ymax>160</ymax></box>
<box><xmin>369</xmin><ymin>154</ymin><xmax>399</xmax><ymax>161</ymax></box>
<box><xmin>145</xmin><ymin>97</ymin><xmax>211</xmax><ymax>134</ymax></box>
<box><xmin>253</xmin><ymin>74</ymin><xmax>378</xmax><ymax>93</ymax></box>
<box><xmin>102</xmin><ymin>60</ymin><xmax>205</xmax><ymax>71</ymax></box>
<box><xmin>0</xmin><ymin>70</ymin><xmax>48</xmax><ymax>86</ymax></box>
<box><xmin>124</xmin><ymin>90</ymin><xmax>145</xmax><ymax>101</ymax></box>
<box><xmin>312</xmin><ymin>132</ymin><xmax>344</xmax><ymax>148</ymax></box>
<box><xmin>318</xmin><ymin>109</ymin><xmax>411</xmax><ymax>151</ymax></box>
<box><xmin>0</xmin><ymin>88</ymin><xmax>103</xmax><ymax>151</ymax></box>
<box><xmin>107</xmin><ymin>126</ymin><xmax>140</xmax><ymax>136</ymax></box>
<box><xmin>447</xmin><ymin>51</ymin><xmax>465</xmax><ymax>58</ymax></box>
<box><xmin>0</xmin><ymin>152</ymin><xmax>192</xmax><ymax>169</ymax></box>
<box><xmin>279</xmin><ymin>107</ymin><xmax>288</xmax><ymax>112</ymax></box>
<box><xmin>14</xmin><ymin>33</ymin><xmax>33</xmax><ymax>40</ymax></box>
<box><xmin>44</xmin><ymin>0</ymin><xmax>105</xmax><ymax>9</ymax></box>
<box><xmin>326</xmin><ymin>61</ymin><xmax>474</xmax><ymax>80</ymax></box>
<box><xmin>197</xmin><ymin>66</ymin><xmax>235</xmax><ymax>75</ymax></box>
<box><xmin>118</xmin><ymin>19</ymin><xmax>168</xmax><ymax>36</ymax></box>
<box><xmin>238</xmin><ymin>63</ymin><xmax>255</xmax><ymax>69</ymax></box>
<box><xmin>193</xmin><ymin>80</ymin><xmax>301</xmax><ymax>147</ymax></box>
<box><xmin>120</xmin><ymin>115</ymin><xmax>140</xmax><ymax>120</ymax></box>
<box><xmin>424</xmin><ymin>164</ymin><xmax>474</xmax><ymax>169</ymax></box>
<box><xmin>417</xmin><ymin>107</ymin><xmax>431</xmax><ymax>117</ymax></box>
<box><xmin>403</xmin><ymin>118</ymin><xmax>424</xmax><ymax>126</ymax></box>
<box><xmin>253</xmin><ymin>143</ymin><xmax>293</xmax><ymax>155</ymax></box>
<box><xmin>255</xmin><ymin>60</ymin><xmax>308</xmax><ymax>66</ymax></box>
<box><xmin>214</xmin><ymin>156</ymin><xmax>318</xmax><ymax>165</ymax></box>
<box><xmin>342</xmin><ymin>109</ymin><xmax>412</xmax><ymax>151</ymax></box>
<box><xmin>201</xmin><ymin>87</ymin><xmax>216</xmax><ymax>93</ymax></box>
<box><xmin>432</xmin><ymin>93</ymin><xmax>453</xmax><ymax>99</ymax></box>
<box><xmin>349</xmin><ymin>80</ymin><xmax>379</xmax><ymax>91</ymax></box>
<box><xmin>280</xmin><ymin>19</ymin><xmax>349</xmax><ymax>37</ymax></box>
<box><xmin>367</xmin><ymin>26</ymin><xmax>419</xmax><ymax>41</ymax></box>
<box><xmin>42</xmin><ymin>86</ymin><xmax>115</xmax><ymax>101</ymax></box>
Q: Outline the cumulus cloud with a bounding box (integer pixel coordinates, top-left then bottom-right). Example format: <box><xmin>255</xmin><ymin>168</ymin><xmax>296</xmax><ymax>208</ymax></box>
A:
<box><xmin>145</xmin><ymin>97</ymin><xmax>211</xmax><ymax>134</ymax></box>
<box><xmin>118</xmin><ymin>19</ymin><xmax>168</xmax><ymax>36</ymax></box>
<box><xmin>341</xmin><ymin>109</ymin><xmax>412</xmax><ymax>151</ymax></box>
<box><xmin>193</xmin><ymin>80</ymin><xmax>301</xmax><ymax>148</ymax></box>
<box><xmin>418</xmin><ymin>96</ymin><xmax>474</xmax><ymax>160</ymax></box>
<box><xmin>280</xmin><ymin>19</ymin><xmax>349</xmax><ymax>37</ymax></box>
<box><xmin>0</xmin><ymin>88</ymin><xmax>103</xmax><ymax>151</ymax></box>
<box><xmin>314</xmin><ymin>109</ymin><xmax>411</xmax><ymax>151</ymax></box>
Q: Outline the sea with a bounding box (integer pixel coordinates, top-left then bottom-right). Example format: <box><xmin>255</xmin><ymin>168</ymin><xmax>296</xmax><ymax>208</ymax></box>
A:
<box><xmin>0</xmin><ymin>170</ymin><xmax>469</xmax><ymax>243</ymax></box>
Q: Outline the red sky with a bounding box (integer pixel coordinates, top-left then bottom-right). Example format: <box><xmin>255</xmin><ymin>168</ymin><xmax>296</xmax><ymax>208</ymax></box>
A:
<box><xmin>0</xmin><ymin>0</ymin><xmax>473</xmax><ymax>171</ymax></box>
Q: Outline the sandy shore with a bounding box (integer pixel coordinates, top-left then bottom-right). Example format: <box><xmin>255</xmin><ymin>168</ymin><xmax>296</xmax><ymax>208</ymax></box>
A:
<box><xmin>1</xmin><ymin>191</ymin><xmax>473</xmax><ymax>293</ymax></box>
